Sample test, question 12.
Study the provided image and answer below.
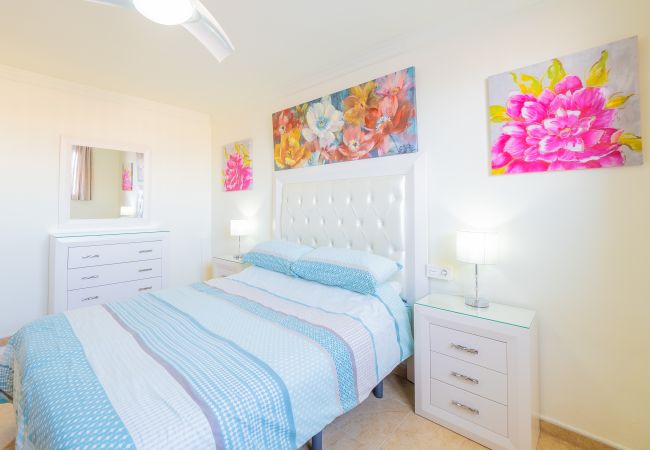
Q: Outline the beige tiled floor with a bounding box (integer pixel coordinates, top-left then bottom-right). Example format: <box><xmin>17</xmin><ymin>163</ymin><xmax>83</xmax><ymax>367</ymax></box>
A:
<box><xmin>0</xmin><ymin>374</ymin><xmax>579</xmax><ymax>450</ymax></box>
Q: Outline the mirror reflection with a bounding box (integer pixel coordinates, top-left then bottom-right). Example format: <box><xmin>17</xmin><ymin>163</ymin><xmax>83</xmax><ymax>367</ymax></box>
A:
<box><xmin>69</xmin><ymin>146</ymin><xmax>145</xmax><ymax>220</ymax></box>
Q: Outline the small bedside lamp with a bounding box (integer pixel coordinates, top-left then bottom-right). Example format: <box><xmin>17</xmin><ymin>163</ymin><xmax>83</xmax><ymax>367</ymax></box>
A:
<box><xmin>230</xmin><ymin>219</ymin><xmax>250</xmax><ymax>260</ymax></box>
<box><xmin>456</xmin><ymin>230</ymin><xmax>498</xmax><ymax>308</ymax></box>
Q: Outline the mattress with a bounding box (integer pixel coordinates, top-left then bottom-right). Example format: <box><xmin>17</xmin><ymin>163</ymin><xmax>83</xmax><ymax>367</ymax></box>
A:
<box><xmin>0</xmin><ymin>266</ymin><xmax>412</xmax><ymax>449</ymax></box>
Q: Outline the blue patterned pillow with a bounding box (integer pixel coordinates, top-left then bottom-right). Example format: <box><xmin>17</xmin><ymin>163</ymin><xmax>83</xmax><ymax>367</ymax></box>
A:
<box><xmin>242</xmin><ymin>240</ymin><xmax>313</xmax><ymax>276</ymax></box>
<box><xmin>291</xmin><ymin>247</ymin><xmax>402</xmax><ymax>295</ymax></box>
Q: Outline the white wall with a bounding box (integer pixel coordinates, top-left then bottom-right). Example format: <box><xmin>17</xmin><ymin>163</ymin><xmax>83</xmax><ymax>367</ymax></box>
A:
<box><xmin>0</xmin><ymin>66</ymin><xmax>212</xmax><ymax>337</ymax></box>
<box><xmin>211</xmin><ymin>0</ymin><xmax>650</xmax><ymax>447</ymax></box>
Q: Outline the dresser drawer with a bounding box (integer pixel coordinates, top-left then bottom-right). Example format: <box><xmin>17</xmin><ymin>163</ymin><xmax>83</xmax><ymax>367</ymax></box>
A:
<box><xmin>430</xmin><ymin>351</ymin><xmax>507</xmax><ymax>405</ymax></box>
<box><xmin>68</xmin><ymin>241</ymin><xmax>162</xmax><ymax>268</ymax></box>
<box><xmin>67</xmin><ymin>277</ymin><xmax>162</xmax><ymax>310</ymax></box>
<box><xmin>430</xmin><ymin>379</ymin><xmax>508</xmax><ymax>437</ymax></box>
<box><xmin>68</xmin><ymin>259</ymin><xmax>162</xmax><ymax>290</ymax></box>
<box><xmin>429</xmin><ymin>324</ymin><xmax>507</xmax><ymax>373</ymax></box>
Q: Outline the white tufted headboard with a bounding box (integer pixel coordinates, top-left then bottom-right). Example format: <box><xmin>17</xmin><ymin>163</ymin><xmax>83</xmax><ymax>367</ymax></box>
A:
<box><xmin>274</xmin><ymin>153</ymin><xmax>428</xmax><ymax>303</ymax></box>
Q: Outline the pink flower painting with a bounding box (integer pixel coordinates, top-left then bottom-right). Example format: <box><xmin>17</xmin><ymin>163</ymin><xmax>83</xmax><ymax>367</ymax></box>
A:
<box><xmin>222</xmin><ymin>139</ymin><xmax>252</xmax><ymax>192</ymax></box>
<box><xmin>488</xmin><ymin>37</ymin><xmax>642</xmax><ymax>175</ymax></box>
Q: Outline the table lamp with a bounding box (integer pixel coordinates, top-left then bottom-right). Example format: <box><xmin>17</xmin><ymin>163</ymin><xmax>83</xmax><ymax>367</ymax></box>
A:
<box><xmin>230</xmin><ymin>219</ymin><xmax>250</xmax><ymax>260</ymax></box>
<box><xmin>456</xmin><ymin>230</ymin><xmax>498</xmax><ymax>308</ymax></box>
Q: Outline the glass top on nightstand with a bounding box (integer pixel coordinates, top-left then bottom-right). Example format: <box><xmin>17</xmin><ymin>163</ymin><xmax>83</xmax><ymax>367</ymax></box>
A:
<box><xmin>416</xmin><ymin>293</ymin><xmax>536</xmax><ymax>329</ymax></box>
<box><xmin>213</xmin><ymin>255</ymin><xmax>246</xmax><ymax>264</ymax></box>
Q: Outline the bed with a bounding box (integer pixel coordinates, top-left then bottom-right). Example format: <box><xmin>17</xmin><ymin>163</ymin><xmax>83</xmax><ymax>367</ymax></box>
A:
<box><xmin>1</xmin><ymin>153</ymin><xmax>428</xmax><ymax>449</ymax></box>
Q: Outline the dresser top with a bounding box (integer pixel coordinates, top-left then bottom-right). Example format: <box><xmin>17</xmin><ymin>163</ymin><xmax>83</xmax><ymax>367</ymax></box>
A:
<box><xmin>51</xmin><ymin>229</ymin><xmax>169</xmax><ymax>239</ymax></box>
<box><xmin>416</xmin><ymin>293</ymin><xmax>536</xmax><ymax>329</ymax></box>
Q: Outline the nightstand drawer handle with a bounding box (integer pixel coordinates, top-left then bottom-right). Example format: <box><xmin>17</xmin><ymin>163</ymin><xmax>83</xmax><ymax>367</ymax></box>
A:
<box><xmin>138</xmin><ymin>286</ymin><xmax>152</xmax><ymax>292</ymax></box>
<box><xmin>451</xmin><ymin>371</ymin><xmax>479</xmax><ymax>384</ymax></box>
<box><xmin>81</xmin><ymin>275</ymin><xmax>99</xmax><ymax>280</ymax></box>
<box><xmin>451</xmin><ymin>401</ymin><xmax>479</xmax><ymax>415</ymax></box>
<box><xmin>138</xmin><ymin>268</ymin><xmax>152</xmax><ymax>272</ymax></box>
<box><xmin>139</xmin><ymin>249</ymin><xmax>153</xmax><ymax>254</ymax></box>
<box><xmin>82</xmin><ymin>296</ymin><xmax>99</xmax><ymax>302</ymax></box>
<box><xmin>450</xmin><ymin>343</ymin><xmax>479</xmax><ymax>355</ymax></box>
<box><xmin>82</xmin><ymin>254</ymin><xmax>100</xmax><ymax>259</ymax></box>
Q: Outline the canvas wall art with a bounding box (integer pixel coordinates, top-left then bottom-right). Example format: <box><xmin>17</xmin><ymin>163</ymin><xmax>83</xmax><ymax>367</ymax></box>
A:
<box><xmin>488</xmin><ymin>36</ymin><xmax>642</xmax><ymax>175</ymax></box>
<box><xmin>222</xmin><ymin>139</ymin><xmax>253</xmax><ymax>191</ymax></box>
<box><xmin>272</xmin><ymin>67</ymin><xmax>418</xmax><ymax>171</ymax></box>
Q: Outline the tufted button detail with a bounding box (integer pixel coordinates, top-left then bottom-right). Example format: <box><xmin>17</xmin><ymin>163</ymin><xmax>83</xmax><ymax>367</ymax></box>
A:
<box><xmin>297</xmin><ymin>237</ymin><xmax>302</xmax><ymax>243</ymax></box>
<box><xmin>298</xmin><ymin>197</ymin><xmax>303</xmax><ymax>205</ymax></box>
<box><xmin>312</xmin><ymin>197</ymin><xmax>317</xmax><ymax>205</ymax></box>
<box><xmin>305</xmin><ymin>218</ymin><xmax>309</xmax><ymax>224</ymax></box>
<box><xmin>320</xmin><ymin>218</ymin><xmax>325</xmax><ymax>225</ymax></box>
<box><xmin>337</xmin><ymin>219</ymin><xmax>343</xmax><ymax>226</ymax></box>
<box><xmin>355</xmin><ymin>219</ymin><xmax>362</xmax><ymax>227</ymax></box>
<box><xmin>346</xmin><ymin>242</ymin><xmax>352</xmax><ymax>249</ymax></box>
<box><xmin>329</xmin><ymin>240</ymin><xmax>334</xmax><ymax>246</ymax></box>
<box><xmin>346</xmin><ymin>196</ymin><xmax>351</xmax><ymax>204</ymax></box>
<box><xmin>377</xmin><ymin>219</ymin><xmax>384</xmax><ymax>228</ymax></box>
<box><xmin>367</xmin><ymin>194</ymin><xmax>372</xmax><ymax>204</ymax></box>
<box><xmin>290</xmin><ymin>217</ymin><xmax>295</xmax><ymax>224</ymax></box>
<box><xmin>328</xmin><ymin>196</ymin><xmax>333</xmax><ymax>204</ymax></box>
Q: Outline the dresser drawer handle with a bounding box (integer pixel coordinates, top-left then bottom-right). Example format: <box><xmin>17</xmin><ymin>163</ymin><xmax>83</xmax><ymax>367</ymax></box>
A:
<box><xmin>81</xmin><ymin>275</ymin><xmax>99</xmax><ymax>280</ymax></box>
<box><xmin>451</xmin><ymin>371</ymin><xmax>479</xmax><ymax>384</ymax></box>
<box><xmin>451</xmin><ymin>401</ymin><xmax>479</xmax><ymax>415</ymax></box>
<box><xmin>138</xmin><ymin>286</ymin><xmax>153</xmax><ymax>292</ymax></box>
<box><xmin>82</xmin><ymin>254</ymin><xmax>100</xmax><ymax>259</ymax></box>
<box><xmin>138</xmin><ymin>268</ymin><xmax>153</xmax><ymax>272</ymax></box>
<box><xmin>450</xmin><ymin>343</ymin><xmax>479</xmax><ymax>355</ymax></box>
<box><xmin>82</xmin><ymin>296</ymin><xmax>99</xmax><ymax>302</ymax></box>
<box><xmin>138</xmin><ymin>249</ymin><xmax>153</xmax><ymax>254</ymax></box>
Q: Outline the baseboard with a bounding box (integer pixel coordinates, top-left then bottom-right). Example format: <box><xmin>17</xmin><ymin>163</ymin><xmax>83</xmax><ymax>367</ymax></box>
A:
<box><xmin>540</xmin><ymin>416</ymin><xmax>626</xmax><ymax>450</ymax></box>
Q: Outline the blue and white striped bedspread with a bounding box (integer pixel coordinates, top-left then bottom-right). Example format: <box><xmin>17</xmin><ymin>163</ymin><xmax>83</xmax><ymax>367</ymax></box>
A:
<box><xmin>0</xmin><ymin>266</ymin><xmax>413</xmax><ymax>449</ymax></box>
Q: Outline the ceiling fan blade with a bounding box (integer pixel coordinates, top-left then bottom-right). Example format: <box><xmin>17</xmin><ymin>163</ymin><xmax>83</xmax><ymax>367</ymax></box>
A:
<box><xmin>182</xmin><ymin>1</ymin><xmax>234</xmax><ymax>62</ymax></box>
<box><xmin>85</xmin><ymin>0</ymin><xmax>133</xmax><ymax>8</ymax></box>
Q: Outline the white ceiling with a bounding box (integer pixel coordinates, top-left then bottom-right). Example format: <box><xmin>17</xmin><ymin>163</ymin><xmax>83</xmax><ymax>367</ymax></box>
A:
<box><xmin>0</xmin><ymin>0</ymin><xmax>538</xmax><ymax>115</ymax></box>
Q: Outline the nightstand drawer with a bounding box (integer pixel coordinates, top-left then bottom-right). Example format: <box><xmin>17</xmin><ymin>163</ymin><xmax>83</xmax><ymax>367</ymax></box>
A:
<box><xmin>430</xmin><ymin>351</ymin><xmax>507</xmax><ymax>405</ymax></box>
<box><xmin>430</xmin><ymin>379</ymin><xmax>508</xmax><ymax>437</ymax></box>
<box><xmin>429</xmin><ymin>324</ymin><xmax>507</xmax><ymax>373</ymax></box>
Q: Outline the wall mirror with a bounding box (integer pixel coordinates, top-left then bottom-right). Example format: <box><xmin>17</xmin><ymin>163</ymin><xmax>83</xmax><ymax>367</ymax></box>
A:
<box><xmin>59</xmin><ymin>138</ymin><xmax>150</xmax><ymax>227</ymax></box>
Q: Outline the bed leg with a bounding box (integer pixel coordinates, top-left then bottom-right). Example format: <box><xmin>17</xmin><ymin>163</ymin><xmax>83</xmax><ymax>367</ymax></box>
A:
<box><xmin>373</xmin><ymin>380</ymin><xmax>383</xmax><ymax>398</ymax></box>
<box><xmin>311</xmin><ymin>430</ymin><xmax>323</xmax><ymax>450</ymax></box>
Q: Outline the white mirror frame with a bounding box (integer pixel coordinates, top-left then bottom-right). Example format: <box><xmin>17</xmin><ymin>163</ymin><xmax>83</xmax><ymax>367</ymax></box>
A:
<box><xmin>58</xmin><ymin>136</ymin><xmax>151</xmax><ymax>229</ymax></box>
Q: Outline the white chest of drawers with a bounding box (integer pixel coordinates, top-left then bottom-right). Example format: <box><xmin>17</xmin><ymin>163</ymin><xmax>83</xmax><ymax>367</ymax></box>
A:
<box><xmin>49</xmin><ymin>231</ymin><xmax>170</xmax><ymax>313</ymax></box>
<box><xmin>415</xmin><ymin>294</ymin><xmax>539</xmax><ymax>450</ymax></box>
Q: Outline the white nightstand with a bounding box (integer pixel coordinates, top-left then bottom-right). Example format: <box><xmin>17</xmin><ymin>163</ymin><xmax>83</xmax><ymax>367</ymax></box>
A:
<box><xmin>211</xmin><ymin>255</ymin><xmax>248</xmax><ymax>278</ymax></box>
<box><xmin>414</xmin><ymin>294</ymin><xmax>539</xmax><ymax>450</ymax></box>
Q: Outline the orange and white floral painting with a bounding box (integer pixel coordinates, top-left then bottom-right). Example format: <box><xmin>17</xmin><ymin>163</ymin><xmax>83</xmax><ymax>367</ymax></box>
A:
<box><xmin>488</xmin><ymin>37</ymin><xmax>642</xmax><ymax>175</ymax></box>
<box><xmin>222</xmin><ymin>139</ymin><xmax>252</xmax><ymax>191</ymax></box>
<box><xmin>272</xmin><ymin>67</ymin><xmax>418</xmax><ymax>170</ymax></box>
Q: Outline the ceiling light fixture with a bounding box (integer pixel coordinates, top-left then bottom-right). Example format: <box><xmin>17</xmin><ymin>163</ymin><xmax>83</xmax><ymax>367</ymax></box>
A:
<box><xmin>132</xmin><ymin>0</ymin><xmax>196</xmax><ymax>26</ymax></box>
<box><xmin>87</xmin><ymin>0</ymin><xmax>235</xmax><ymax>62</ymax></box>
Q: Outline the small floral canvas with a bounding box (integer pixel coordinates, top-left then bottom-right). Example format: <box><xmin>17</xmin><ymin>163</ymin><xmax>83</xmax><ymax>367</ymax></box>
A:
<box><xmin>488</xmin><ymin>36</ymin><xmax>642</xmax><ymax>175</ymax></box>
<box><xmin>222</xmin><ymin>139</ymin><xmax>252</xmax><ymax>191</ymax></box>
<box><xmin>272</xmin><ymin>67</ymin><xmax>418</xmax><ymax>170</ymax></box>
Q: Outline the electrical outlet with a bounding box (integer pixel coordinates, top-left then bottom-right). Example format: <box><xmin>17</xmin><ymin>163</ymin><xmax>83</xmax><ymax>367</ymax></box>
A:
<box><xmin>426</xmin><ymin>264</ymin><xmax>453</xmax><ymax>281</ymax></box>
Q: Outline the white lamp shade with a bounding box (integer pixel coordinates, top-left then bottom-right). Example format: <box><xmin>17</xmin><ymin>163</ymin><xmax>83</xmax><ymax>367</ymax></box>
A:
<box><xmin>456</xmin><ymin>230</ymin><xmax>498</xmax><ymax>265</ymax></box>
<box><xmin>230</xmin><ymin>219</ymin><xmax>250</xmax><ymax>237</ymax></box>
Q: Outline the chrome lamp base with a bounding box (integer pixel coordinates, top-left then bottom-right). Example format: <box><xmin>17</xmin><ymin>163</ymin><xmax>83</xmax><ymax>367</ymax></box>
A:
<box><xmin>465</xmin><ymin>296</ymin><xmax>489</xmax><ymax>308</ymax></box>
